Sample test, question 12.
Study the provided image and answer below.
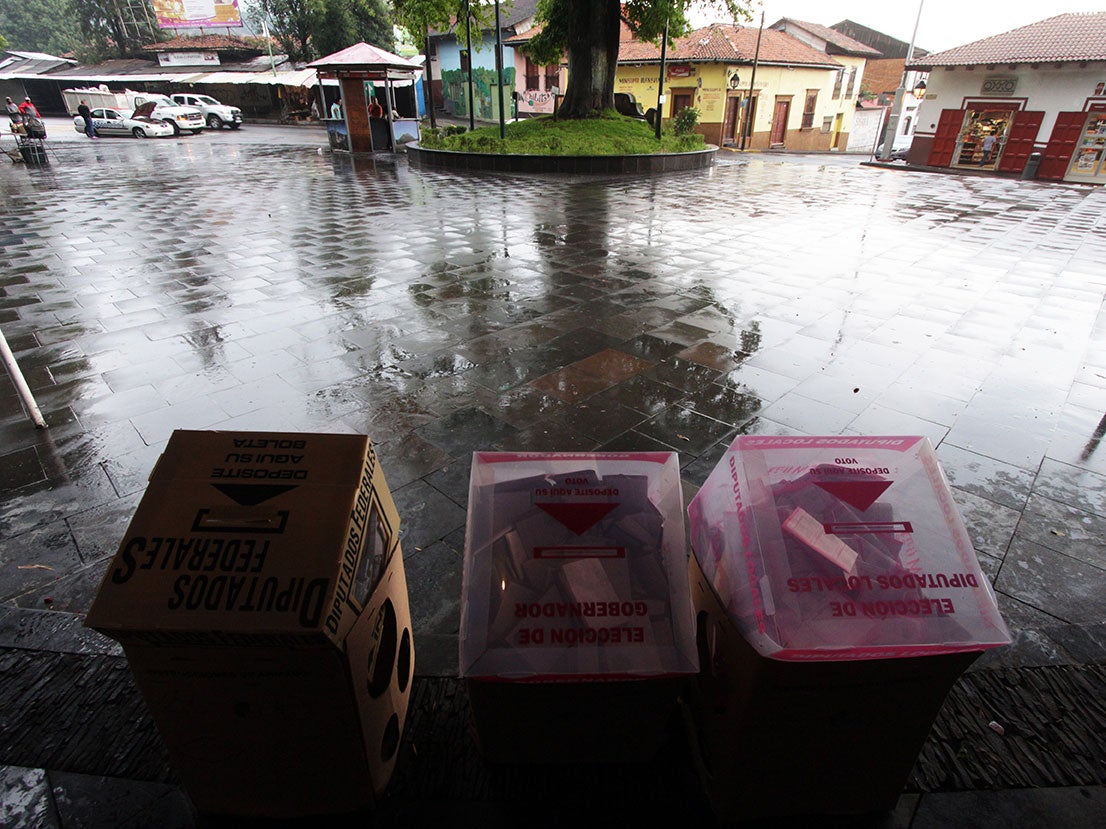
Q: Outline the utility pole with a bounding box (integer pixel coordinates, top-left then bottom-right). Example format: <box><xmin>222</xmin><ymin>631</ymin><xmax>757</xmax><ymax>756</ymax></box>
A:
<box><xmin>740</xmin><ymin>11</ymin><xmax>764</xmax><ymax>151</ymax></box>
<box><xmin>879</xmin><ymin>0</ymin><xmax>924</xmax><ymax>161</ymax></box>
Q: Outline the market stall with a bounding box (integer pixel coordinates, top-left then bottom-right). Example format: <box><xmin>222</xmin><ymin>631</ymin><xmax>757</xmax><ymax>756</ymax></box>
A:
<box><xmin>308</xmin><ymin>43</ymin><xmax>422</xmax><ymax>154</ymax></box>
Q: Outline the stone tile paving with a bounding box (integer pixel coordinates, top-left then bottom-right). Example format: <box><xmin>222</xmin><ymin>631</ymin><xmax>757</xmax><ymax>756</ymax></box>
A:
<box><xmin>2</xmin><ymin>141</ymin><xmax>1106</xmax><ymax>824</ymax></box>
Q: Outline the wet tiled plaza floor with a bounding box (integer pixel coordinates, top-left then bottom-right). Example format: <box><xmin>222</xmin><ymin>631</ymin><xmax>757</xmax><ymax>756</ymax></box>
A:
<box><xmin>2</xmin><ymin>132</ymin><xmax>1105</xmax><ymax>825</ymax></box>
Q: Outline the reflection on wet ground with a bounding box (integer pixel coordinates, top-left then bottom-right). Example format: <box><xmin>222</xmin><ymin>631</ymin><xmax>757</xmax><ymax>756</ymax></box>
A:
<box><xmin>4</xmin><ymin>137</ymin><xmax>1106</xmax><ymax>828</ymax></box>
<box><xmin>2</xmin><ymin>141</ymin><xmax>1106</xmax><ymax>672</ymax></box>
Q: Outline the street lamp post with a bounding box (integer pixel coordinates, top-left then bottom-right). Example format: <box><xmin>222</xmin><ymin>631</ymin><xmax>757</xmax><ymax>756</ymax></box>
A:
<box><xmin>879</xmin><ymin>0</ymin><xmax>924</xmax><ymax>161</ymax></box>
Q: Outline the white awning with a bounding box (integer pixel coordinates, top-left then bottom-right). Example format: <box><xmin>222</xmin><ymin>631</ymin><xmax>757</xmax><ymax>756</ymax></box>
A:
<box><xmin>186</xmin><ymin>71</ymin><xmax>262</xmax><ymax>85</ymax></box>
<box><xmin>46</xmin><ymin>73</ymin><xmax>186</xmax><ymax>82</ymax></box>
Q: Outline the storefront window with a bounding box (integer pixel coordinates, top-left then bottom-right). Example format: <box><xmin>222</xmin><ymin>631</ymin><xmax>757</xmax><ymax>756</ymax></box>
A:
<box><xmin>1066</xmin><ymin>113</ymin><xmax>1106</xmax><ymax>180</ymax></box>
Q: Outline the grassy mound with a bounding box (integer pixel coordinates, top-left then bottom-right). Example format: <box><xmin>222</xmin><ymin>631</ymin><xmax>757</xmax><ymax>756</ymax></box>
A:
<box><xmin>419</xmin><ymin>110</ymin><xmax>706</xmax><ymax>156</ymax></box>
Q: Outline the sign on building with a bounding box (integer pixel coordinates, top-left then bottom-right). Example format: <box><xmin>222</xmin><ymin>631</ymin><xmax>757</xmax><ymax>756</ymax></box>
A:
<box><xmin>152</xmin><ymin>0</ymin><xmax>243</xmax><ymax>29</ymax></box>
<box><xmin>981</xmin><ymin>76</ymin><xmax>1018</xmax><ymax>96</ymax></box>
<box><xmin>157</xmin><ymin>52</ymin><xmax>221</xmax><ymax>66</ymax></box>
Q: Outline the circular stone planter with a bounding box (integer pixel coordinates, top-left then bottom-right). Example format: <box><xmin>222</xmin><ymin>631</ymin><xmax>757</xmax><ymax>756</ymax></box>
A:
<box><xmin>405</xmin><ymin>142</ymin><xmax>717</xmax><ymax>174</ymax></box>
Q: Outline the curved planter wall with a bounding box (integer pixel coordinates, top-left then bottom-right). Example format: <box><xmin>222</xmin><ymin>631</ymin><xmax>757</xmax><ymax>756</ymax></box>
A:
<box><xmin>406</xmin><ymin>143</ymin><xmax>717</xmax><ymax>174</ymax></box>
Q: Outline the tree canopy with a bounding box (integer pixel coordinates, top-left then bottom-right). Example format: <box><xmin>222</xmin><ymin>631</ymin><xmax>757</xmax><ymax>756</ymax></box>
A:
<box><xmin>69</xmin><ymin>0</ymin><xmax>162</xmax><ymax>58</ymax></box>
<box><xmin>0</xmin><ymin>0</ymin><xmax>82</xmax><ymax>56</ymax></box>
<box><xmin>248</xmin><ymin>0</ymin><xmax>394</xmax><ymax>62</ymax></box>
<box><xmin>528</xmin><ymin>0</ymin><xmax>753</xmax><ymax>118</ymax></box>
<box><xmin>393</xmin><ymin>0</ymin><xmax>494</xmax><ymax>51</ymax></box>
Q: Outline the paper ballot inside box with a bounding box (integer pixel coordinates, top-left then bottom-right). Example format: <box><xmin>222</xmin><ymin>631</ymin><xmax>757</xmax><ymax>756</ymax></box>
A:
<box><xmin>460</xmin><ymin>452</ymin><xmax>698</xmax><ymax>680</ymax></box>
<box><xmin>687</xmin><ymin>436</ymin><xmax>1011</xmax><ymax>661</ymax></box>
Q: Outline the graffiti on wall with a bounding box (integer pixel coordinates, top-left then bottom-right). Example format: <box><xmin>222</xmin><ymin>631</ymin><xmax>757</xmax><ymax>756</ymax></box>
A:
<box><xmin>517</xmin><ymin>89</ymin><xmax>556</xmax><ymax>114</ymax></box>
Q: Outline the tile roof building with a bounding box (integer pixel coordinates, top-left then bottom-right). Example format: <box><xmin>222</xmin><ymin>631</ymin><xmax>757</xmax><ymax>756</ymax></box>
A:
<box><xmin>617</xmin><ymin>23</ymin><xmax>841</xmax><ymax>68</ymax></box>
<box><xmin>768</xmin><ymin>19</ymin><xmax>881</xmax><ymax>58</ymax></box>
<box><xmin>909</xmin><ymin>12</ymin><xmax>1106</xmax><ymax>68</ymax></box>
<box><xmin>905</xmin><ymin>13</ymin><xmax>1106</xmax><ymax>183</ymax></box>
<box><xmin>615</xmin><ymin>23</ymin><xmax>869</xmax><ymax>151</ymax></box>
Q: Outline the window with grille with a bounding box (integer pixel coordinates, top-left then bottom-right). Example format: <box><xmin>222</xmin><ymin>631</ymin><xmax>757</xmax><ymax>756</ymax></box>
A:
<box><xmin>845</xmin><ymin>68</ymin><xmax>857</xmax><ymax>98</ymax></box>
<box><xmin>832</xmin><ymin>70</ymin><xmax>844</xmax><ymax>99</ymax></box>
<box><xmin>525</xmin><ymin>57</ymin><xmax>539</xmax><ymax>90</ymax></box>
<box><xmin>544</xmin><ymin>65</ymin><xmax>559</xmax><ymax>91</ymax></box>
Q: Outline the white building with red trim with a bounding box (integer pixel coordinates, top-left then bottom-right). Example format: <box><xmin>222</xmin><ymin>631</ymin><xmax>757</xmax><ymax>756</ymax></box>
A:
<box><xmin>907</xmin><ymin>12</ymin><xmax>1106</xmax><ymax>183</ymax></box>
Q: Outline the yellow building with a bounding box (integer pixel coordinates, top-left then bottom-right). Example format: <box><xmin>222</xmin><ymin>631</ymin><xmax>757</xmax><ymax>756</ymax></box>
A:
<box><xmin>617</xmin><ymin>22</ymin><xmax>874</xmax><ymax>150</ymax></box>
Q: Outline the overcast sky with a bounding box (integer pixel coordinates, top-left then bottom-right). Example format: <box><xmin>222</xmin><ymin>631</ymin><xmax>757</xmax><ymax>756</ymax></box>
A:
<box><xmin>688</xmin><ymin>1</ymin><xmax>1106</xmax><ymax>53</ymax></box>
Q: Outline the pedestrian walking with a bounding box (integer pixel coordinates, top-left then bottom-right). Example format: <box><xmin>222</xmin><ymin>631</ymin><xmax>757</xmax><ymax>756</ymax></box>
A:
<box><xmin>18</xmin><ymin>97</ymin><xmax>40</xmax><ymax>119</ymax></box>
<box><xmin>4</xmin><ymin>96</ymin><xmax>22</xmax><ymax>125</ymax></box>
<box><xmin>981</xmin><ymin>133</ymin><xmax>998</xmax><ymax>165</ymax></box>
<box><xmin>77</xmin><ymin>101</ymin><xmax>97</xmax><ymax>138</ymax></box>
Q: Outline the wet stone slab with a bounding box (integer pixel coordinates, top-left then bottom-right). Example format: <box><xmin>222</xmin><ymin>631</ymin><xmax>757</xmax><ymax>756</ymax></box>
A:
<box><xmin>1</xmin><ymin>144</ymin><xmax>1105</xmax><ymax>714</ymax></box>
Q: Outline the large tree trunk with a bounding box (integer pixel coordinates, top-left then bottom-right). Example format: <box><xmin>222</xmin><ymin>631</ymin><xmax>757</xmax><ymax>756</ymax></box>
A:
<box><xmin>558</xmin><ymin>0</ymin><xmax>622</xmax><ymax>118</ymax></box>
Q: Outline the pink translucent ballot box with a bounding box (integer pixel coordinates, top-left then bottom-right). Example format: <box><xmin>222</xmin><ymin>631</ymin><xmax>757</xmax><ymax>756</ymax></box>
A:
<box><xmin>686</xmin><ymin>436</ymin><xmax>1010</xmax><ymax>819</ymax></box>
<box><xmin>461</xmin><ymin>452</ymin><xmax>698</xmax><ymax>763</ymax></box>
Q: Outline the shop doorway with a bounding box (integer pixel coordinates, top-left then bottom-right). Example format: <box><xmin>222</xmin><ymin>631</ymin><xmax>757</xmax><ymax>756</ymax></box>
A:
<box><xmin>723</xmin><ymin>94</ymin><xmax>740</xmax><ymax>145</ymax></box>
<box><xmin>670</xmin><ymin>88</ymin><xmax>694</xmax><ymax>118</ymax></box>
<box><xmin>953</xmin><ymin>109</ymin><xmax>1013</xmax><ymax>169</ymax></box>
<box><xmin>770</xmin><ymin>98</ymin><xmax>790</xmax><ymax>145</ymax></box>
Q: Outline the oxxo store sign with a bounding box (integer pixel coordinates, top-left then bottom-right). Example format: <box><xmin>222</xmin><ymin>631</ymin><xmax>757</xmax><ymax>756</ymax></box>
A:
<box><xmin>981</xmin><ymin>76</ymin><xmax>1018</xmax><ymax>96</ymax></box>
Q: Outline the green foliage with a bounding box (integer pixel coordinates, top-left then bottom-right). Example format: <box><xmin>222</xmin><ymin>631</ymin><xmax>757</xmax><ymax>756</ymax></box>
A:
<box><xmin>529</xmin><ymin>0</ymin><xmax>753</xmax><ymax>118</ymax></box>
<box><xmin>349</xmin><ymin>0</ymin><xmax>394</xmax><ymax>51</ymax></box>
<box><xmin>673</xmin><ymin>105</ymin><xmax>699</xmax><ymax>135</ymax></box>
<box><xmin>525</xmin><ymin>0</ymin><xmax>569</xmax><ymax>67</ymax></box>
<box><xmin>250</xmin><ymin>0</ymin><xmax>394</xmax><ymax>60</ymax></box>
<box><xmin>248</xmin><ymin>0</ymin><xmax>315</xmax><ymax>61</ymax></box>
<box><xmin>69</xmin><ymin>0</ymin><xmax>162</xmax><ymax>57</ymax></box>
<box><xmin>0</xmin><ymin>0</ymin><xmax>81</xmax><ymax>55</ymax></box>
<box><xmin>394</xmin><ymin>0</ymin><xmax>494</xmax><ymax>50</ymax></box>
<box><xmin>531</xmin><ymin>0</ymin><xmax>752</xmax><ymax>59</ymax></box>
<box><xmin>420</xmin><ymin>111</ymin><xmax>706</xmax><ymax>155</ymax></box>
<box><xmin>311</xmin><ymin>0</ymin><xmax>356</xmax><ymax>57</ymax></box>
<box><xmin>393</xmin><ymin>0</ymin><xmax>454</xmax><ymax>34</ymax></box>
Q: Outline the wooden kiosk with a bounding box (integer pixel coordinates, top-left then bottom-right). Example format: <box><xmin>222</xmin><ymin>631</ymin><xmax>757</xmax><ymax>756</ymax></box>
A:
<box><xmin>308</xmin><ymin>43</ymin><xmax>422</xmax><ymax>154</ymax></box>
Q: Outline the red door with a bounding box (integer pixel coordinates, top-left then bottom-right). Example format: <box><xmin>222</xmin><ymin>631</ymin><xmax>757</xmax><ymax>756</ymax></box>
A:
<box><xmin>722</xmin><ymin>96</ymin><xmax>740</xmax><ymax>144</ymax></box>
<box><xmin>927</xmin><ymin>109</ymin><xmax>965</xmax><ymax>166</ymax></box>
<box><xmin>997</xmin><ymin>111</ymin><xmax>1044</xmax><ymax>172</ymax></box>
<box><xmin>770</xmin><ymin>99</ymin><xmax>790</xmax><ymax>145</ymax></box>
<box><xmin>1038</xmin><ymin>112</ymin><xmax>1087</xmax><ymax>180</ymax></box>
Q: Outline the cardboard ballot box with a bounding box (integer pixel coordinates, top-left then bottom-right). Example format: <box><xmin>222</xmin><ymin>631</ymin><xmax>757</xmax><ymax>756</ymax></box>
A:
<box><xmin>85</xmin><ymin>431</ymin><xmax>414</xmax><ymax>817</ymax></box>
<box><xmin>686</xmin><ymin>436</ymin><xmax>1010</xmax><ymax>819</ymax></box>
<box><xmin>460</xmin><ymin>452</ymin><xmax>698</xmax><ymax>763</ymax></box>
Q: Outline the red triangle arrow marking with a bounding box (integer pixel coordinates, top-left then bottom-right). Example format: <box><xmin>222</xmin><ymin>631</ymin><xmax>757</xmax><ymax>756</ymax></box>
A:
<box><xmin>536</xmin><ymin>502</ymin><xmax>619</xmax><ymax>535</ymax></box>
<box><xmin>815</xmin><ymin>480</ymin><xmax>893</xmax><ymax>512</ymax></box>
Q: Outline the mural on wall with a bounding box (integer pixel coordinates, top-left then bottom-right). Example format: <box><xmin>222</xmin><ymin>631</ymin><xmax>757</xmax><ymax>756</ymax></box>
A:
<box><xmin>441</xmin><ymin>67</ymin><xmax>517</xmax><ymax>120</ymax></box>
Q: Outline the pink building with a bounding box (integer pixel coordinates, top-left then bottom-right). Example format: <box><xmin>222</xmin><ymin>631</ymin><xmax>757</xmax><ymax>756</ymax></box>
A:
<box><xmin>504</xmin><ymin>25</ymin><xmax>564</xmax><ymax>117</ymax></box>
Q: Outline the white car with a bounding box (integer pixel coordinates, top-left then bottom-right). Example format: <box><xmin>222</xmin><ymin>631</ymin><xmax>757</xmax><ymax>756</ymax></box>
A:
<box><xmin>129</xmin><ymin>93</ymin><xmax>205</xmax><ymax>135</ymax></box>
<box><xmin>73</xmin><ymin>106</ymin><xmax>175</xmax><ymax>138</ymax></box>
<box><xmin>170</xmin><ymin>93</ymin><xmax>242</xmax><ymax>130</ymax></box>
